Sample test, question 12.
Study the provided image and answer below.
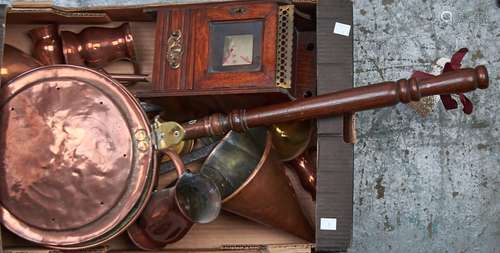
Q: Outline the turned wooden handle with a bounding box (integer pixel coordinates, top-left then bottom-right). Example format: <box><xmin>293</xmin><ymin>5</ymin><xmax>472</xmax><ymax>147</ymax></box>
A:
<box><xmin>183</xmin><ymin>66</ymin><xmax>489</xmax><ymax>139</ymax></box>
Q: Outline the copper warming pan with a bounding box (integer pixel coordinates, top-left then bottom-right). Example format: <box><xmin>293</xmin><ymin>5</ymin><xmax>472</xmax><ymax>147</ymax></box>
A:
<box><xmin>0</xmin><ymin>65</ymin><xmax>156</xmax><ymax>249</ymax></box>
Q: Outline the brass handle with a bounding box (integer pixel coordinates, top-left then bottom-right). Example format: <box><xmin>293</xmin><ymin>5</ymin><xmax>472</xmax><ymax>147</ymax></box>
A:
<box><xmin>229</xmin><ymin>7</ymin><xmax>247</xmax><ymax>15</ymax></box>
<box><xmin>167</xmin><ymin>30</ymin><xmax>183</xmax><ymax>69</ymax></box>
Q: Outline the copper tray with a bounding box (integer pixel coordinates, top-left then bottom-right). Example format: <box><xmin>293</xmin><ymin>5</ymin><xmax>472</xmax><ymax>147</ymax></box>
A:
<box><xmin>0</xmin><ymin>65</ymin><xmax>156</xmax><ymax>248</ymax></box>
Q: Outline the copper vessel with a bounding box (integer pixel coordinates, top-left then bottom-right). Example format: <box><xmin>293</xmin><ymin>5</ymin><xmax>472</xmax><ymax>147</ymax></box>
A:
<box><xmin>287</xmin><ymin>149</ymin><xmax>316</xmax><ymax>200</ymax></box>
<box><xmin>60</xmin><ymin>23</ymin><xmax>139</xmax><ymax>72</ymax></box>
<box><xmin>1</xmin><ymin>44</ymin><xmax>146</xmax><ymax>85</ymax></box>
<box><xmin>0</xmin><ymin>65</ymin><xmax>156</xmax><ymax>249</ymax></box>
<box><xmin>28</xmin><ymin>25</ymin><xmax>65</xmax><ymax>65</ymax></box>
<box><xmin>1</xmin><ymin>44</ymin><xmax>43</xmax><ymax>84</ymax></box>
<box><xmin>127</xmin><ymin>149</ymin><xmax>221</xmax><ymax>250</ymax></box>
<box><xmin>201</xmin><ymin>128</ymin><xmax>314</xmax><ymax>241</ymax></box>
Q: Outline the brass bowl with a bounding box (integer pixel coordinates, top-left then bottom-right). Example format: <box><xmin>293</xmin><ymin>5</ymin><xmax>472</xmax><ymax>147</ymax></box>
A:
<box><xmin>270</xmin><ymin>120</ymin><xmax>314</xmax><ymax>161</ymax></box>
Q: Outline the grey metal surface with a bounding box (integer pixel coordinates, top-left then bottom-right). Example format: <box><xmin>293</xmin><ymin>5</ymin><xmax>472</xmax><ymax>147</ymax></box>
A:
<box><xmin>351</xmin><ymin>1</ymin><xmax>499</xmax><ymax>252</ymax></box>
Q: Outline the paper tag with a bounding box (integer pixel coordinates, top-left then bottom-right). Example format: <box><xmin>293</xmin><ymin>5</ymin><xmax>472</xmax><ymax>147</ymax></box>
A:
<box><xmin>320</xmin><ymin>218</ymin><xmax>337</xmax><ymax>230</ymax></box>
<box><xmin>333</xmin><ymin>22</ymin><xmax>351</xmax><ymax>36</ymax></box>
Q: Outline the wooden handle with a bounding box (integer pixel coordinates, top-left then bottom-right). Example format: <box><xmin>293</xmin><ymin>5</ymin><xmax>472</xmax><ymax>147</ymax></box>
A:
<box><xmin>183</xmin><ymin>66</ymin><xmax>489</xmax><ymax>139</ymax></box>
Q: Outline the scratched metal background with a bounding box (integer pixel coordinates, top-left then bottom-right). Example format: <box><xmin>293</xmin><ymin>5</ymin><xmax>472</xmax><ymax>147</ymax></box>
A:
<box><xmin>0</xmin><ymin>0</ymin><xmax>498</xmax><ymax>252</ymax></box>
<box><xmin>351</xmin><ymin>0</ymin><xmax>499</xmax><ymax>252</ymax></box>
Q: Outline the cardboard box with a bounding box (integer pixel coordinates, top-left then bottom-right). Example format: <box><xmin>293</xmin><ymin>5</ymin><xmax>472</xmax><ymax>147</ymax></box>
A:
<box><xmin>0</xmin><ymin>1</ymin><xmax>320</xmax><ymax>252</ymax></box>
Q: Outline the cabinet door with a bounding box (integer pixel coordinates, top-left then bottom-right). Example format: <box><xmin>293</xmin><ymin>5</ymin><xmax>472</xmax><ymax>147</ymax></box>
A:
<box><xmin>193</xmin><ymin>3</ymin><xmax>277</xmax><ymax>91</ymax></box>
<box><xmin>152</xmin><ymin>8</ymin><xmax>193</xmax><ymax>92</ymax></box>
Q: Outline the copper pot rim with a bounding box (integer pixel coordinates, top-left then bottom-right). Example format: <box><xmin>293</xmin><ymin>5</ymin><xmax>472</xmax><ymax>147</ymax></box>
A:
<box><xmin>0</xmin><ymin>65</ymin><xmax>156</xmax><ymax>248</ymax></box>
<box><xmin>219</xmin><ymin>130</ymin><xmax>273</xmax><ymax>203</ymax></box>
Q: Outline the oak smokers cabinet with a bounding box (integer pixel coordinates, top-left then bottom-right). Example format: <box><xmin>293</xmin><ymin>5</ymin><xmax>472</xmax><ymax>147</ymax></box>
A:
<box><xmin>151</xmin><ymin>1</ymin><xmax>294</xmax><ymax>96</ymax></box>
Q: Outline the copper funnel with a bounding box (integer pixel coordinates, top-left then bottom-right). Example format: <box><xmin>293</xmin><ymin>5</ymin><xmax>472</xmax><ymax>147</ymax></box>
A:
<box><xmin>60</xmin><ymin>23</ymin><xmax>139</xmax><ymax>72</ymax></box>
<box><xmin>28</xmin><ymin>24</ymin><xmax>65</xmax><ymax>65</ymax></box>
<box><xmin>269</xmin><ymin>120</ymin><xmax>314</xmax><ymax>161</ymax></box>
<box><xmin>128</xmin><ymin>149</ymin><xmax>221</xmax><ymax>250</ymax></box>
<box><xmin>200</xmin><ymin>128</ymin><xmax>314</xmax><ymax>241</ymax></box>
<box><xmin>1</xmin><ymin>44</ymin><xmax>43</xmax><ymax>84</ymax></box>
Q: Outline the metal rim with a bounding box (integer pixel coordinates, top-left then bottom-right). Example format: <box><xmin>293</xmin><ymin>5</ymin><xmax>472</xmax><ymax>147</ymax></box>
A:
<box><xmin>209</xmin><ymin>130</ymin><xmax>272</xmax><ymax>203</ymax></box>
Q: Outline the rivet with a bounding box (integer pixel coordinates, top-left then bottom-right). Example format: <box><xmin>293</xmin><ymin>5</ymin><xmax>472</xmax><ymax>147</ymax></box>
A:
<box><xmin>137</xmin><ymin>141</ymin><xmax>149</xmax><ymax>152</ymax></box>
<box><xmin>135</xmin><ymin>129</ymin><xmax>148</xmax><ymax>141</ymax></box>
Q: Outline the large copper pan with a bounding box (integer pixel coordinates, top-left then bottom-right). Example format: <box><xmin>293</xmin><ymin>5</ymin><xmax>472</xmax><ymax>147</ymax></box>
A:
<box><xmin>0</xmin><ymin>65</ymin><xmax>156</xmax><ymax>249</ymax></box>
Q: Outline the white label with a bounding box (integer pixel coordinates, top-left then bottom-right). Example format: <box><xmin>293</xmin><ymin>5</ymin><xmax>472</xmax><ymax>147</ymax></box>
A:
<box><xmin>333</xmin><ymin>22</ymin><xmax>351</xmax><ymax>36</ymax></box>
<box><xmin>320</xmin><ymin>218</ymin><xmax>337</xmax><ymax>230</ymax></box>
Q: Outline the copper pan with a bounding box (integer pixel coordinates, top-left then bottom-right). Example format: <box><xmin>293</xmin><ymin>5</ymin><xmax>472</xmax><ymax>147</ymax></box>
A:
<box><xmin>28</xmin><ymin>24</ymin><xmax>65</xmax><ymax>65</ymax></box>
<box><xmin>200</xmin><ymin>128</ymin><xmax>314</xmax><ymax>241</ymax></box>
<box><xmin>60</xmin><ymin>23</ymin><xmax>139</xmax><ymax>73</ymax></box>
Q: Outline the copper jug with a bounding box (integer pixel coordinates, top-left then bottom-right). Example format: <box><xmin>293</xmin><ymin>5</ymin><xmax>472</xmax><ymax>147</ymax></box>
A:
<box><xmin>28</xmin><ymin>25</ymin><xmax>65</xmax><ymax>65</ymax></box>
<box><xmin>60</xmin><ymin>23</ymin><xmax>139</xmax><ymax>72</ymax></box>
<box><xmin>127</xmin><ymin>149</ymin><xmax>221</xmax><ymax>250</ymax></box>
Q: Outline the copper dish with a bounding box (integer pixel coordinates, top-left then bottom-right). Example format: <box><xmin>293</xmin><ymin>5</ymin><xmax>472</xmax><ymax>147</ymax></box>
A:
<box><xmin>0</xmin><ymin>65</ymin><xmax>155</xmax><ymax>249</ymax></box>
<box><xmin>60</xmin><ymin>23</ymin><xmax>139</xmax><ymax>72</ymax></box>
<box><xmin>28</xmin><ymin>24</ymin><xmax>65</xmax><ymax>65</ymax></box>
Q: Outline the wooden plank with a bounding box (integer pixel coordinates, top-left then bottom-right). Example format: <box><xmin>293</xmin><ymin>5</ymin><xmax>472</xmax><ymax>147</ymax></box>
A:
<box><xmin>317</xmin><ymin>19</ymin><xmax>353</xmax><ymax>65</ymax></box>
<box><xmin>316</xmin><ymin>0</ymin><xmax>353</xmax><ymax>252</ymax></box>
<box><xmin>316</xmin><ymin>137</ymin><xmax>353</xmax><ymax>252</ymax></box>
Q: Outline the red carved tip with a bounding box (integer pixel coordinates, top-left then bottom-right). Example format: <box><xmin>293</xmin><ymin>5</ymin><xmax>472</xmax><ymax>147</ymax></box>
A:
<box><xmin>475</xmin><ymin>65</ymin><xmax>489</xmax><ymax>89</ymax></box>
